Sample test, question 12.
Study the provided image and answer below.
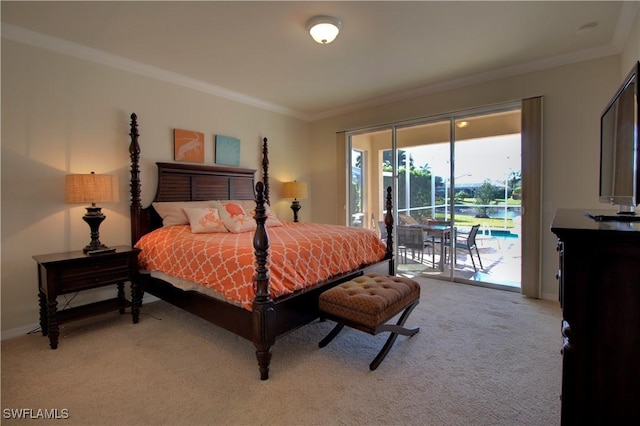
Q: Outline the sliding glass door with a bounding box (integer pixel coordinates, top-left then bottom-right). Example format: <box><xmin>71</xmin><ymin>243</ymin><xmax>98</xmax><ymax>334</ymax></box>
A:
<box><xmin>350</xmin><ymin>129</ymin><xmax>392</xmax><ymax>235</ymax></box>
<box><xmin>451</xmin><ymin>111</ymin><xmax>522</xmax><ymax>288</ymax></box>
<box><xmin>347</xmin><ymin>102</ymin><xmax>529</xmax><ymax>292</ymax></box>
<box><xmin>395</xmin><ymin>120</ymin><xmax>452</xmax><ymax>278</ymax></box>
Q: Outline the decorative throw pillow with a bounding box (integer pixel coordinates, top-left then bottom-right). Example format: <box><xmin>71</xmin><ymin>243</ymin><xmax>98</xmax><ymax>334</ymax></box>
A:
<box><xmin>215</xmin><ymin>202</ymin><xmax>257</xmax><ymax>233</ymax></box>
<box><xmin>152</xmin><ymin>201</ymin><xmax>216</xmax><ymax>226</ymax></box>
<box><xmin>183</xmin><ymin>207</ymin><xmax>228</xmax><ymax>234</ymax></box>
<box><xmin>219</xmin><ymin>199</ymin><xmax>283</xmax><ymax>227</ymax></box>
<box><xmin>246</xmin><ymin>205</ymin><xmax>283</xmax><ymax>227</ymax></box>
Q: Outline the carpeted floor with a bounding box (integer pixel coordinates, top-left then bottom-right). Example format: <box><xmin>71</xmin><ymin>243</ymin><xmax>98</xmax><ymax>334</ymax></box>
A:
<box><xmin>1</xmin><ymin>277</ymin><xmax>562</xmax><ymax>425</ymax></box>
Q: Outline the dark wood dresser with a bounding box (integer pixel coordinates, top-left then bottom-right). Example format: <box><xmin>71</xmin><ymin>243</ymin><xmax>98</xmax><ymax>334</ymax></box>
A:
<box><xmin>551</xmin><ymin>209</ymin><xmax>640</xmax><ymax>425</ymax></box>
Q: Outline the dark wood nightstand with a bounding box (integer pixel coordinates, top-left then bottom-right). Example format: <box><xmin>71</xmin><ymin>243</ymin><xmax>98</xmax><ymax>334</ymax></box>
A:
<box><xmin>32</xmin><ymin>245</ymin><xmax>141</xmax><ymax>349</ymax></box>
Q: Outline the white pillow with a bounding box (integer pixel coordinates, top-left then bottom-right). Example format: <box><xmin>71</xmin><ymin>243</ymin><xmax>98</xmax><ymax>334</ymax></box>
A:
<box><xmin>214</xmin><ymin>201</ymin><xmax>257</xmax><ymax>233</ymax></box>
<box><xmin>183</xmin><ymin>207</ymin><xmax>228</xmax><ymax>234</ymax></box>
<box><xmin>152</xmin><ymin>201</ymin><xmax>216</xmax><ymax>226</ymax></box>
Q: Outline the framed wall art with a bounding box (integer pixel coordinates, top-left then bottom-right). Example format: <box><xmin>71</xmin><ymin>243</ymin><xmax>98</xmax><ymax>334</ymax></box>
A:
<box><xmin>215</xmin><ymin>135</ymin><xmax>240</xmax><ymax>166</ymax></box>
<box><xmin>174</xmin><ymin>129</ymin><xmax>205</xmax><ymax>163</ymax></box>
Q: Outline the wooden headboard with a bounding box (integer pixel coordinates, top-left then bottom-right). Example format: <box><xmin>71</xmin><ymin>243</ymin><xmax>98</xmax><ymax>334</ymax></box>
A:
<box><xmin>153</xmin><ymin>162</ymin><xmax>256</xmax><ymax>202</ymax></box>
<box><xmin>128</xmin><ymin>113</ymin><xmax>261</xmax><ymax>244</ymax></box>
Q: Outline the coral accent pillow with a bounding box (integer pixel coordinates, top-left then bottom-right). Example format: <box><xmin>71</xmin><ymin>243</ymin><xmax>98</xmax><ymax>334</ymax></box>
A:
<box><xmin>216</xmin><ymin>202</ymin><xmax>257</xmax><ymax>233</ymax></box>
<box><xmin>183</xmin><ymin>207</ymin><xmax>228</xmax><ymax>234</ymax></box>
<box><xmin>216</xmin><ymin>200</ymin><xmax>283</xmax><ymax>227</ymax></box>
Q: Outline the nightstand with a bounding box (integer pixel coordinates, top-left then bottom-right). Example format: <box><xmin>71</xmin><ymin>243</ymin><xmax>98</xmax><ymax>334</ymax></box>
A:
<box><xmin>32</xmin><ymin>245</ymin><xmax>141</xmax><ymax>349</ymax></box>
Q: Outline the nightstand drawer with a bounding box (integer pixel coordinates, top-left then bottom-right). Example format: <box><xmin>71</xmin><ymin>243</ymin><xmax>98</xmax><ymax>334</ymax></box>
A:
<box><xmin>59</xmin><ymin>258</ymin><xmax>130</xmax><ymax>291</ymax></box>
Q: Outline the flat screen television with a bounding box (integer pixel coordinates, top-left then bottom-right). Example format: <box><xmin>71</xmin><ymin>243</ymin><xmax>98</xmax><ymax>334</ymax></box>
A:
<box><xmin>590</xmin><ymin>61</ymin><xmax>640</xmax><ymax>222</ymax></box>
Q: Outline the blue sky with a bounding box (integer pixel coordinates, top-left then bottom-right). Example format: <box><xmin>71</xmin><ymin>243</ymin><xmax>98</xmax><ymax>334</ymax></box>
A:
<box><xmin>407</xmin><ymin>134</ymin><xmax>521</xmax><ymax>184</ymax></box>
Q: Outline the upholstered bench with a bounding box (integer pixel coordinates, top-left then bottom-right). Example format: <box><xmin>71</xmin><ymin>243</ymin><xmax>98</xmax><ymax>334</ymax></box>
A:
<box><xmin>318</xmin><ymin>273</ymin><xmax>420</xmax><ymax>371</ymax></box>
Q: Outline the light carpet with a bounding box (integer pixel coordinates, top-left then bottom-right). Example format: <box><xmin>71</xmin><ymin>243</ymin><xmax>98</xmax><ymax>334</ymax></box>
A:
<box><xmin>1</xmin><ymin>277</ymin><xmax>561</xmax><ymax>425</ymax></box>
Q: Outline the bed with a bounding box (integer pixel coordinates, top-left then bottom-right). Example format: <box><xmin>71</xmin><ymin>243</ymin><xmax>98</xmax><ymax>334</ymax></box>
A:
<box><xmin>128</xmin><ymin>113</ymin><xmax>395</xmax><ymax>379</ymax></box>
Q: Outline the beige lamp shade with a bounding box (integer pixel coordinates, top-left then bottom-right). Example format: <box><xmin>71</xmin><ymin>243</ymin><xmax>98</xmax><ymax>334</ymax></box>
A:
<box><xmin>65</xmin><ymin>172</ymin><xmax>119</xmax><ymax>205</ymax></box>
<box><xmin>282</xmin><ymin>181</ymin><xmax>308</xmax><ymax>200</ymax></box>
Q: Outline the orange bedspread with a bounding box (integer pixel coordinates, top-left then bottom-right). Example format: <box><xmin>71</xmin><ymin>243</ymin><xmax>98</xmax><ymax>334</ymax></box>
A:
<box><xmin>136</xmin><ymin>222</ymin><xmax>386</xmax><ymax>310</ymax></box>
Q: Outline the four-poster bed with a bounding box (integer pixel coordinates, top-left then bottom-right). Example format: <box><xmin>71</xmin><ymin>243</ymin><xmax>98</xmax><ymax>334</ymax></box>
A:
<box><xmin>128</xmin><ymin>113</ymin><xmax>396</xmax><ymax>380</ymax></box>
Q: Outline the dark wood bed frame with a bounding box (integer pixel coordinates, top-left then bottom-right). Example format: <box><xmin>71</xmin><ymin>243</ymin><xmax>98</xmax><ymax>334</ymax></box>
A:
<box><xmin>128</xmin><ymin>113</ymin><xmax>395</xmax><ymax>380</ymax></box>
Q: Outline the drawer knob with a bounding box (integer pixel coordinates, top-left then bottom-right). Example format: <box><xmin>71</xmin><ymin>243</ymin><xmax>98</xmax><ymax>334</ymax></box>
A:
<box><xmin>561</xmin><ymin>320</ymin><xmax>573</xmax><ymax>353</ymax></box>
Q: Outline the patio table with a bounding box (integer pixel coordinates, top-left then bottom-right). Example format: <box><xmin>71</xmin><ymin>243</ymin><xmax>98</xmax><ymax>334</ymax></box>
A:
<box><xmin>424</xmin><ymin>223</ymin><xmax>453</xmax><ymax>271</ymax></box>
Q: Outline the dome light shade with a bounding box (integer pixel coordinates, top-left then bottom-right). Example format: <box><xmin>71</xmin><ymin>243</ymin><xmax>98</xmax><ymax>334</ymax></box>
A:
<box><xmin>307</xmin><ymin>16</ymin><xmax>342</xmax><ymax>44</ymax></box>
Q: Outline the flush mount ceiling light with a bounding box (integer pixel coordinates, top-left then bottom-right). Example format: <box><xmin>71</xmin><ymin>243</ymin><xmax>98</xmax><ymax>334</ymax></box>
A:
<box><xmin>307</xmin><ymin>15</ymin><xmax>342</xmax><ymax>44</ymax></box>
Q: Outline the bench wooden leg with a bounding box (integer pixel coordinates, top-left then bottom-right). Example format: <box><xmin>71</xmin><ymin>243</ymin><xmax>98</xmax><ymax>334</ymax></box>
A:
<box><xmin>370</xmin><ymin>301</ymin><xmax>420</xmax><ymax>371</ymax></box>
<box><xmin>319</xmin><ymin>323</ymin><xmax>345</xmax><ymax>348</ymax></box>
<box><xmin>319</xmin><ymin>300</ymin><xmax>420</xmax><ymax>371</ymax></box>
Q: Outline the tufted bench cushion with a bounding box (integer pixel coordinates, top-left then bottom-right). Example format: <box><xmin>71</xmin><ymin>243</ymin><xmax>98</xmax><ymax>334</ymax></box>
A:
<box><xmin>319</xmin><ymin>273</ymin><xmax>420</xmax><ymax>330</ymax></box>
<box><xmin>318</xmin><ymin>273</ymin><xmax>420</xmax><ymax>370</ymax></box>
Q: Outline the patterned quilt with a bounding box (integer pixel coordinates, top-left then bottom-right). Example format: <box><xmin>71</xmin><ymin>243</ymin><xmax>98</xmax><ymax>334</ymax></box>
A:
<box><xmin>136</xmin><ymin>222</ymin><xmax>386</xmax><ymax>310</ymax></box>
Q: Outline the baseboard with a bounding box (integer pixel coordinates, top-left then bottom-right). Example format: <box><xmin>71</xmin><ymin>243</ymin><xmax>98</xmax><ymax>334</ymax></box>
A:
<box><xmin>1</xmin><ymin>323</ymin><xmax>41</xmax><ymax>341</ymax></box>
<box><xmin>1</xmin><ymin>295</ymin><xmax>160</xmax><ymax>342</ymax></box>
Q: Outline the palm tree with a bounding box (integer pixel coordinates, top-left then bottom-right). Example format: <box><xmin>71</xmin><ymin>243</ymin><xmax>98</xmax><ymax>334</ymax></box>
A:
<box><xmin>474</xmin><ymin>180</ymin><xmax>501</xmax><ymax>218</ymax></box>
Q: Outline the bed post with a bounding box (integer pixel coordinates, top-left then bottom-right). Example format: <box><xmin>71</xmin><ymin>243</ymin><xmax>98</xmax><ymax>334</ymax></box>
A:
<box><xmin>261</xmin><ymin>137</ymin><xmax>270</xmax><ymax>205</ymax></box>
<box><xmin>384</xmin><ymin>186</ymin><xmax>395</xmax><ymax>274</ymax></box>
<box><xmin>252</xmin><ymin>181</ymin><xmax>275</xmax><ymax>380</ymax></box>
<box><xmin>129</xmin><ymin>113</ymin><xmax>142</xmax><ymax>245</ymax></box>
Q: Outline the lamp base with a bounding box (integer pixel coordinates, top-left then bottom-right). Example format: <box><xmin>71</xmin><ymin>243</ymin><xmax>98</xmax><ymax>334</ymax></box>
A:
<box><xmin>290</xmin><ymin>200</ymin><xmax>302</xmax><ymax>223</ymax></box>
<box><xmin>82</xmin><ymin>206</ymin><xmax>109</xmax><ymax>253</ymax></box>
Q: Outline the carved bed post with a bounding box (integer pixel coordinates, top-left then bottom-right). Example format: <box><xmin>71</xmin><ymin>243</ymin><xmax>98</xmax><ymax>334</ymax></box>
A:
<box><xmin>129</xmin><ymin>113</ymin><xmax>144</xmax><ymax>321</ymax></box>
<box><xmin>261</xmin><ymin>137</ymin><xmax>270</xmax><ymax>205</ymax></box>
<box><xmin>384</xmin><ymin>186</ymin><xmax>395</xmax><ymax>274</ymax></box>
<box><xmin>252</xmin><ymin>181</ymin><xmax>275</xmax><ymax>380</ymax></box>
<box><xmin>129</xmin><ymin>113</ymin><xmax>142</xmax><ymax>245</ymax></box>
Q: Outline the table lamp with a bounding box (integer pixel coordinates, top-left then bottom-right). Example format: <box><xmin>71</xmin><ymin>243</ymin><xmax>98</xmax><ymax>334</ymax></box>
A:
<box><xmin>65</xmin><ymin>172</ymin><xmax>119</xmax><ymax>253</ymax></box>
<box><xmin>282</xmin><ymin>181</ymin><xmax>308</xmax><ymax>222</ymax></box>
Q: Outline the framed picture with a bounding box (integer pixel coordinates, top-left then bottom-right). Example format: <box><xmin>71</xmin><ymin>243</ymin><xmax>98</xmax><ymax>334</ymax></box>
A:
<box><xmin>174</xmin><ymin>129</ymin><xmax>205</xmax><ymax>163</ymax></box>
<box><xmin>215</xmin><ymin>135</ymin><xmax>241</xmax><ymax>166</ymax></box>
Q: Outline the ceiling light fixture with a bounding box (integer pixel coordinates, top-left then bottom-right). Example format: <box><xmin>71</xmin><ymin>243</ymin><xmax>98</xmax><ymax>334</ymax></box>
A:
<box><xmin>307</xmin><ymin>15</ymin><xmax>342</xmax><ymax>44</ymax></box>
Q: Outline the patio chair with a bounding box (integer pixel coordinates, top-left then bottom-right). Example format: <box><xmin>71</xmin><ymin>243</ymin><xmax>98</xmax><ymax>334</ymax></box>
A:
<box><xmin>475</xmin><ymin>222</ymin><xmax>500</xmax><ymax>249</ymax></box>
<box><xmin>397</xmin><ymin>225</ymin><xmax>433</xmax><ymax>264</ymax></box>
<box><xmin>455</xmin><ymin>224</ymin><xmax>483</xmax><ymax>271</ymax></box>
<box><xmin>379</xmin><ymin>221</ymin><xmax>387</xmax><ymax>240</ymax></box>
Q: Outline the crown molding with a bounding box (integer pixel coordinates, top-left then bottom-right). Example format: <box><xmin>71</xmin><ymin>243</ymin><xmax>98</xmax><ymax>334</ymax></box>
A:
<box><xmin>1</xmin><ymin>23</ymin><xmax>312</xmax><ymax>121</ymax></box>
<box><xmin>612</xmin><ymin>1</ymin><xmax>639</xmax><ymax>52</ymax></box>
<box><xmin>2</xmin><ymin>19</ymin><xmax>629</xmax><ymax>123</ymax></box>
<box><xmin>310</xmin><ymin>43</ymin><xmax>619</xmax><ymax>121</ymax></box>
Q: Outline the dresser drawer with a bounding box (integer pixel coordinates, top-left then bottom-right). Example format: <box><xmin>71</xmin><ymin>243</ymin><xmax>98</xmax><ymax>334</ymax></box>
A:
<box><xmin>58</xmin><ymin>258</ymin><xmax>131</xmax><ymax>292</ymax></box>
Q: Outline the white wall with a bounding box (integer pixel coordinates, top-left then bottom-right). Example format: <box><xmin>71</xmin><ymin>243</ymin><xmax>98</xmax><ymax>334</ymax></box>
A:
<box><xmin>2</xmin><ymin>8</ymin><xmax>638</xmax><ymax>334</ymax></box>
<box><xmin>309</xmin><ymin>55</ymin><xmax>621</xmax><ymax>301</ymax></box>
<box><xmin>1</xmin><ymin>40</ymin><xmax>310</xmax><ymax>335</ymax></box>
<box><xmin>620</xmin><ymin>5</ymin><xmax>640</xmax><ymax>77</ymax></box>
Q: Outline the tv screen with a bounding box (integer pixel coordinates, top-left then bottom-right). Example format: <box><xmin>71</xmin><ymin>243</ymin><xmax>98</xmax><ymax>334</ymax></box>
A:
<box><xmin>595</xmin><ymin>61</ymin><xmax>640</xmax><ymax>220</ymax></box>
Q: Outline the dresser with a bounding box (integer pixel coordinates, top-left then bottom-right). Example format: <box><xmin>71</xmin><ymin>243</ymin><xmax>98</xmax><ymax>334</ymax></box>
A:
<box><xmin>551</xmin><ymin>209</ymin><xmax>640</xmax><ymax>425</ymax></box>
